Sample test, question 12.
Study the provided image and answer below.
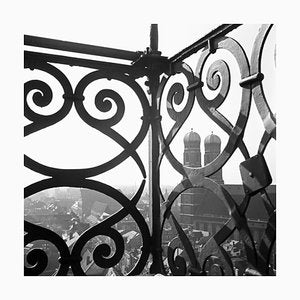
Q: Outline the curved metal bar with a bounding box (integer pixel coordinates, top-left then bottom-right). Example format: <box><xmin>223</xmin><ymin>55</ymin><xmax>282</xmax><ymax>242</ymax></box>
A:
<box><xmin>162</xmin><ymin>176</ymin><xmax>258</xmax><ymax>275</ymax></box>
<box><xmin>24</xmin><ymin>24</ymin><xmax>276</xmax><ymax>276</ymax></box>
<box><xmin>24</xmin><ymin>221</ymin><xmax>71</xmax><ymax>275</ymax></box>
<box><xmin>74</xmin><ymin>70</ymin><xmax>150</xmax><ymax>123</ymax></box>
<box><xmin>25</xmin><ymin>66</ymin><xmax>150</xmax><ymax>179</ymax></box>
<box><xmin>157</xmin><ymin>62</ymin><xmax>195</xmax><ymax>177</ymax></box>
<box><xmin>194</xmin><ymin>36</ymin><xmax>252</xmax><ymax>177</ymax></box>
<box><xmin>203</xmin><ymin>59</ymin><xmax>231</xmax><ymax>109</ymax></box>
<box><xmin>25</xmin><ymin>178</ymin><xmax>151</xmax><ymax>275</ymax></box>
<box><xmin>168</xmin><ymin>212</ymin><xmax>200</xmax><ymax>273</ymax></box>
<box><xmin>257</xmin><ymin>211</ymin><xmax>276</xmax><ymax>275</ymax></box>
<box><xmin>167</xmin><ymin>236</ymin><xmax>188</xmax><ymax>275</ymax></box>
<box><xmin>74</xmin><ymin>69</ymin><xmax>150</xmax><ymax>178</ymax></box>
<box><xmin>24</xmin><ymin>115</ymin><xmax>149</xmax><ymax>179</ymax></box>
<box><xmin>259</xmin><ymin>189</ymin><xmax>275</xmax><ymax>216</ymax></box>
<box><xmin>70</xmin><ymin>180</ymin><xmax>151</xmax><ymax>275</ymax></box>
<box><xmin>211</xmin><ymin>192</ymin><xmax>259</xmax><ymax>269</ymax></box>
<box><xmin>206</xmin><ymin>185</ymin><xmax>275</xmax><ymax>275</ymax></box>
<box><xmin>24</xmin><ymin>127</ymin><xmax>147</xmax><ymax>178</ymax></box>
<box><xmin>197</xmin><ymin>181</ymin><xmax>253</xmax><ymax>274</ymax></box>
<box><xmin>258</xmin><ymin>129</ymin><xmax>273</xmax><ymax>155</ymax></box>
<box><xmin>250</xmin><ymin>24</ymin><xmax>276</xmax><ymax>139</ymax></box>
<box><xmin>202</xmin><ymin>255</ymin><xmax>227</xmax><ymax>276</ymax></box>
<box><xmin>24</xmin><ymin>60</ymin><xmax>74</xmax><ymax>136</ymax></box>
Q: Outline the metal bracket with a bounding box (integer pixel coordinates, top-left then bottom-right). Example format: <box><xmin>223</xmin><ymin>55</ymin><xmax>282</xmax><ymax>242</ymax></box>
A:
<box><xmin>239</xmin><ymin>154</ymin><xmax>272</xmax><ymax>195</ymax></box>
<box><xmin>132</xmin><ymin>51</ymin><xmax>169</xmax><ymax>75</ymax></box>
<box><xmin>187</xmin><ymin>80</ymin><xmax>204</xmax><ymax>91</ymax></box>
<box><xmin>239</xmin><ymin>72</ymin><xmax>264</xmax><ymax>87</ymax></box>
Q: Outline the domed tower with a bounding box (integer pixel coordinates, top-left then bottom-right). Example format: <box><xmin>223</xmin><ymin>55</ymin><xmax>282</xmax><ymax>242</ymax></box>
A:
<box><xmin>204</xmin><ymin>132</ymin><xmax>224</xmax><ymax>184</ymax></box>
<box><xmin>180</xmin><ymin>129</ymin><xmax>203</xmax><ymax>230</ymax></box>
<box><xmin>183</xmin><ymin>129</ymin><xmax>201</xmax><ymax>168</ymax></box>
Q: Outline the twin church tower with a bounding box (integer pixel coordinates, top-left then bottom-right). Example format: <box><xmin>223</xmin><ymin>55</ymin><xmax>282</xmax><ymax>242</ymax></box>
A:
<box><xmin>180</xmin><ymin>129</ymin><xmax>225</xmax><ymax>231</ymax></box>
<box><xmin>183</xmin><ymin>129</ymin><xmax>224</xmax><ymax>184</ymax></box>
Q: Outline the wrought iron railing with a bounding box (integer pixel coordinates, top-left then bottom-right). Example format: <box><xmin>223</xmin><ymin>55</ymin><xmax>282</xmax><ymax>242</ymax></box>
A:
<box><xmin>24</xmin><ymin>24</ymin><xmax>276</xmax><ymax>275</ymax></box>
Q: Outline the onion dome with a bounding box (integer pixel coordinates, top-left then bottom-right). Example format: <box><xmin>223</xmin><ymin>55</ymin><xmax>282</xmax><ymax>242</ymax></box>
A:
<box><xmin>184</xmin><ymin>128</ymin><xmax>201</xmax><ymax>149</ymax></box>
<box><xmin>204</xmin><ymin>131</ymin><xmax>221</xmax><ymax>145</ymax></box>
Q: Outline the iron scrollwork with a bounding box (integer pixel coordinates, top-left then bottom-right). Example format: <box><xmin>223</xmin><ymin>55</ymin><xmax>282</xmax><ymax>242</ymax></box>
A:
<box><xmin>160</xmin><ymin>25</ymin><xmax>275</xmax><ymax>276</ymax></box>
<box><xmin>24</xmin><ymin>56</ymin><xmax>152</xmax><ymax>275</ymax></box>
<box><xmin>24</xmin><ymin>24</ymin><xmax>276</xmax><ymax>276</ymax></box>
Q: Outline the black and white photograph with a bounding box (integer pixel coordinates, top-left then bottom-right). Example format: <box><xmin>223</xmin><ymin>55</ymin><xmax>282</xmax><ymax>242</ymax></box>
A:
<box><xmin>23</xmin><ymin>22</ymin><xmax>276</xmax><ymax>277</ymax></box>
<box><xmin>1</xmin><ymin>0</ymin><xmax>299</xmax><ymax>299</ymax></box>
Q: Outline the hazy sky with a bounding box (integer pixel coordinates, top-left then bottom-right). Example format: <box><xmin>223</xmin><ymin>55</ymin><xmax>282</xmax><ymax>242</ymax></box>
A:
<box><xmin>24</xmin><ymin>24</ymin><xmax>276</xmax><ymax>190</ymax></box>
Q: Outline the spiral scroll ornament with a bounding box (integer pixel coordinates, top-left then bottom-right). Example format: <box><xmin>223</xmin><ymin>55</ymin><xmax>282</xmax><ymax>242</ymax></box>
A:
<box><xmin>25</xmin><ymin>80</ymin><xmax>53</xmax><ymax>109</ymax></box>
<box><xmin>24</xmin><ymin>69</ymin><xmax>150</xmax><ymax>179</ymax></box>
<box><xmin>93</xmin><ymin>89</ymin><xmax>125</xmax><ymax>126</ymax></box>
<box><xmin>24</xmin><ymin>177</ymin><xmax>151</xmax><ymax>276</ymax></box>
<box><xmin>24</xmin><ymin>61</ymin><xmax>73</xmax><ymax>136</ymax></box>
<box><xmin>24</xmin><ymin>24</ymin><xmax>276</xmax><ymax>276</ymax></box>
<box><xmin>167</xmin><ymin>237</ymin><xmax>188</xmax><ymax>275</ymax></box>
<box><xmin>24</xmin><ymin>221</ymin><xmax>71</xmax><ymax>275</ymax></box>
<box><xmin>158</xmin><ymin>62</ymin><xmax>195</xmax><ymax>177</ymax></box>
<box><xmin>203</xmin><ymin>59</ymin><xmax>230</xmax><ymax>108</ymax></box>
<box><xmin>25</xmin><ymin>247</ymin><xmax>49</xmax><ymax>275</ymax></box>
<box><xmin>194</xmin><ymin>37</ymin><xmax>251</xmax><ymax>178</ymax></box>
<box><xmin>93</xmin><ymin>229</ymin><xmax>124</xmax><ymax>268</ymax></box>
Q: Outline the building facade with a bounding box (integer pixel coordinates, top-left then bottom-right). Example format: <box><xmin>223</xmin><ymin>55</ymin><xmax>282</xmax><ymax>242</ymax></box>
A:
<box><xmin>180</xmin><ymin>130</ymin><xmax>276</xmax><ymax>243</ymax></box>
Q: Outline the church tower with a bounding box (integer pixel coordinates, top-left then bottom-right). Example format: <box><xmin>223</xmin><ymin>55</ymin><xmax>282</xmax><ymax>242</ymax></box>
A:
<box><xmin>183</xmin><ymin>129</ymin><xmax>201</xmax><ymax>169</ymax></box>
<box><xmin>180</xmin><ymin>130</ymin><xmax>224</xmax><ymax>232</ymax></box>
<box><xmin>204</xmin><ymin>132</ymin><xmax>224</xmax><ymax>184</ymax></box>
<box><xmin>180</xmin><ymin>129</ymin><xmax>203</xmax><ymax>229</ymax></box>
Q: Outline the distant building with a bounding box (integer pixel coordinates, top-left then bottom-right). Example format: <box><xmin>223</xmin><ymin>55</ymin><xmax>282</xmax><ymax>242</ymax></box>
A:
<box><xmin>180</xmin><ymin>129</ymin><xmax>276</xmax><ymax>243</ymax></box>
<box><xmin>80</xmin><ymin>189</ymin><xmax>122</xmax><ymax>220</ymax></box>
<box><xmin>80</xmin><ymin>188</ymin><xmax>141</xmax><ymax>232</ymax></box>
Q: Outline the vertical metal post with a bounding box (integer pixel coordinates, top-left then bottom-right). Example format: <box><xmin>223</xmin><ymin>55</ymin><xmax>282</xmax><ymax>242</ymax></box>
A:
<box><xmin>148</xmin><ymin>24</ymin><xmax>164</xmax><ymax>274</ymax></box>
<box><xmin>150</xmin><ymin>24</ymin><xmax>158</xmax><ymax>52</ymax></box>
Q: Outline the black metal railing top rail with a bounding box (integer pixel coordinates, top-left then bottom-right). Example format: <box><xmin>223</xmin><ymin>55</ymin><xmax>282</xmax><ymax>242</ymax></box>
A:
<box><xmin>24</xmin><ymin>24</ymin><xmax>276</xmax><ymax>276</ymax></box>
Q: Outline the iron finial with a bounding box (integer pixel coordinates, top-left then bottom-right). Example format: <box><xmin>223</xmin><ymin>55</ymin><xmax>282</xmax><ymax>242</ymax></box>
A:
<box><xmin>150</xmin><ymin>24</ymin><xmax>158</xmax><ymax>52</ymax></box>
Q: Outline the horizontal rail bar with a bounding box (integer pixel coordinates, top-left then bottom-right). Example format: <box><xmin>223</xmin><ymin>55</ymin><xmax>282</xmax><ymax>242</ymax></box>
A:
<box><xmin>169</xmin><ymin>24</ymin><xmax>241</xmax><ymax>63</ymax></box>
<box><xmin>24</xmin><ymin>51</ymin><xmax>146</xmax><ymax>76</ymax></box>
<box><xmin>24</xmin><ymin>35</ymin><xmax>143</xmax><ymax>62</ymax></box>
